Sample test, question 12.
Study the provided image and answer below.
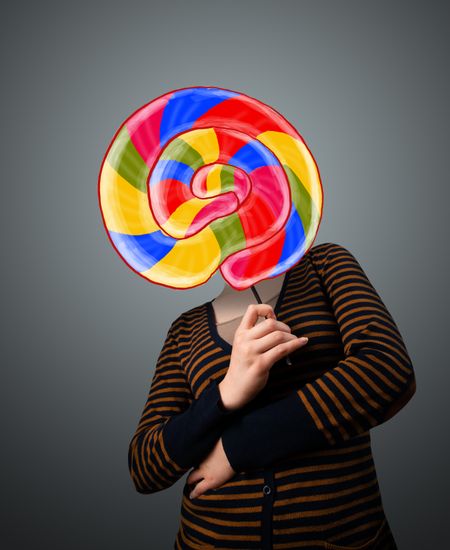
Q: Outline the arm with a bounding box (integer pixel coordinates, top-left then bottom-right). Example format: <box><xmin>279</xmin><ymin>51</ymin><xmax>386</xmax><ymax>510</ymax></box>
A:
<box><xmin>220</xmin><ymin>242</ymin><xmax>417</xmax><ymax>473</ymax></box>
<box><xmin>128</xmin><ymin>321</ymin><xmax>238</xmax><ymax>494</ymax></box>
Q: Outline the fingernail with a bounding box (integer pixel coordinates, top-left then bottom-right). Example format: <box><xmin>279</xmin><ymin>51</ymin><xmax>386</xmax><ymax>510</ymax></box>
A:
<box><xmin>189</xmin><ymin>493</ymin><xmax>193</xmax><ymax>499</ymax></box>
<box><xmin>300</xmin><ymin>337</ymin><xmax>308</xmax><ymax>343</ymax></box>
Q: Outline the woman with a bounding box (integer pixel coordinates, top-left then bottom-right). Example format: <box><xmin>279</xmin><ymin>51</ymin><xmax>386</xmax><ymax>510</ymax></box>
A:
<box><xmin>128</xmin><ymin>241</ymin><xmax>416</xmax><ymax>549</ymax></box>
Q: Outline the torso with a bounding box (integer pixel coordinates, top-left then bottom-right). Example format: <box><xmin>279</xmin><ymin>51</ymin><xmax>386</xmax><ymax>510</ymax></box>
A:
<box><xmin>172</xmin><ymin>243</ymin><xmax>392</xmax><ymax>549</ymax></box>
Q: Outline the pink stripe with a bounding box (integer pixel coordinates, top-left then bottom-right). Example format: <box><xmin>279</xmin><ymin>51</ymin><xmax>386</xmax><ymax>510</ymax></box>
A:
<box><xmin>220</xmin><ymin>229</ymin><xmax>286</xmax><ymax>289</ymax></box>
<box><xmin>126</xmin><ymin>96</ymin><xmax>169</xmax><ymax>170</ymax></box>
<box><xmin>249</xmin><ymin>165</ymin><xmax>290</xmax><ymax>219</ymax></box>
<box><xmin>188</xmin><ymin>194</ymin><xmax>239</xmax><ymax>237</ymax></box>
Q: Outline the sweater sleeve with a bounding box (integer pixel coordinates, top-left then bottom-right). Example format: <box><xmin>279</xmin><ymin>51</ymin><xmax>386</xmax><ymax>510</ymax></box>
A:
<box><xmin>221</xmin><ymin>242</ymin><xmax>417</xmax><ymax>473</ymax></box>
<box><xmin>128</xmin><ymin>321</ymin><xmax>238</xmax><ymax>494</ymax></box>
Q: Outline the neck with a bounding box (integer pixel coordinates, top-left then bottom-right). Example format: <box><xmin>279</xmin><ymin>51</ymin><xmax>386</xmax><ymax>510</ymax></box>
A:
<box><xmin>212</xmin><ymin>274</ymin><xmax>285</xmax><ymax>324</ymax></box>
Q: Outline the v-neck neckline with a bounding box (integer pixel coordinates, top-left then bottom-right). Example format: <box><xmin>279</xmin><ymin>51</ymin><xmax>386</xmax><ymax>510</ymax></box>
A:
<box><xmin>205</xmin><ymin>267</ymin><xmax>293</xmax><ymax>354</ymax></box>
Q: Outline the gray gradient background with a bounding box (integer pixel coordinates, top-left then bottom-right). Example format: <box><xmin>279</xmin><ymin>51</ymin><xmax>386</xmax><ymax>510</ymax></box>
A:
<box><xmin>1</xmin><ymin>1</ymin><xmax>448</xmax><ymax>548</ymax></box>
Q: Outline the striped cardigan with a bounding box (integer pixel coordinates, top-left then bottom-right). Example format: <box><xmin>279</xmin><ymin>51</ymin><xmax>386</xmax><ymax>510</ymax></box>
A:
<box><xmin>128</xmin><ymin>242</ymin><xmax>416</xmax><ymax>549</ymax></box>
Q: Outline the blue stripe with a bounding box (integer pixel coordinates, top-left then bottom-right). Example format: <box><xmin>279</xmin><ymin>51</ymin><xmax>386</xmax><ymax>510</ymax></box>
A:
<box><xmin>268</xmin><ymin>208</ymin><xmax>306</xmax><ymax>276</ymax></box>
<box><xmin>109</xmin><ymin>230</ymin><xmax>176</xmax><ymax>273</ymax></box>
<box><xmin>159</xmin><ymin>88</ymin><xmax>238</xmax><ymax>146</ymax></box>
<box><xmin>149</xmin><ymin>160</ymin><xmax>194</xmax><ymax>188</ymax></box>
<box><xmin>227</xmin><ymin>140</ymin><xmax>279</xmax><ymax>172</ymax></box>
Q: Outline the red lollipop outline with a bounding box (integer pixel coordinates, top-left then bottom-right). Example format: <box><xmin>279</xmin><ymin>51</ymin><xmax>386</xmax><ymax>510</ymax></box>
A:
<box><xmin>97</xmin><ymin>85</ymin><xmax>324</xmax><ymax>293</ymax></box>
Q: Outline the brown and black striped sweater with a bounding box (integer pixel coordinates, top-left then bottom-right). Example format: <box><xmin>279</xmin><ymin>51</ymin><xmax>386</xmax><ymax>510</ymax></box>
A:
<box><xmin>128</xmin><ymin>242</ymin><xmax>416</xmax><ymax>550</ymax></box>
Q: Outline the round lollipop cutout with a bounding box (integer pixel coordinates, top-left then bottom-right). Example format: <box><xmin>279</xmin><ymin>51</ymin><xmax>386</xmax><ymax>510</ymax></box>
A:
<box><xmin>98</xmin><ymin>86</ymin><xmax>323</xmax><ymax>291</ymax></box>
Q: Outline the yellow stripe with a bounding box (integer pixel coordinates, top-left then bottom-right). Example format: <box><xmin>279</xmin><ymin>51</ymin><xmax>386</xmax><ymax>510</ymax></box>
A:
<box><xmin>205</xmin><ymin>165</ymin><xmax>224</xmax><ymax>195</ymax></box>
<box><xmin>142</xmin><ymin>227</ymin><xmax>221</xmax><ymax>288</ymax></box>
<box><xmin>99</xmin><ymin>160</ymin><xmax>158</xmax><ymax>235</ymax></box>
<box><xmin>161</xmin><ymin>197</ymin><xmax>216</xmax><ymax>239</ymax></box>
<box><xmin>257</xmin><ymin>131</ymin><xmax>322</xmax><ymax>213</ymax></box>
<box><xmin>179</xmin><ymin>128</ymin><xmax>220</xmax><ymax>164</ymax></box>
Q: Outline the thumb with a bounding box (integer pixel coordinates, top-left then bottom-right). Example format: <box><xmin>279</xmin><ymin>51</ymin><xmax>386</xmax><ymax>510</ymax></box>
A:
<box><xmin>189</xmin><ymin>479</ymin><xmax>209</xmax><ymax>499</ymax></box>
<box><xmin>241</xmin><ymin>303</ymin><xmax>276</xmax><ymax>329</ymax></box>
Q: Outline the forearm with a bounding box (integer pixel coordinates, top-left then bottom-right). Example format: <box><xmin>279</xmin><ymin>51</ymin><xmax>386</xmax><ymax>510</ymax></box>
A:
<box><xmin>162</xmin><ymin>378</ymin><xmax>239</xmax><ymax>469</ymax></box>
<box><xmin>128</xmin><ymin>318</ymin><xmax>241</xmax><ymax>494</ymax></box>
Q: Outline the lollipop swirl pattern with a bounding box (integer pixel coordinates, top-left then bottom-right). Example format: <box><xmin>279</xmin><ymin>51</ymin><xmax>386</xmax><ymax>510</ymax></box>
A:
<box><xmin>98</xmin><ymin>86</ymin><xmax>323</xmax><ymax>290</ymax></box>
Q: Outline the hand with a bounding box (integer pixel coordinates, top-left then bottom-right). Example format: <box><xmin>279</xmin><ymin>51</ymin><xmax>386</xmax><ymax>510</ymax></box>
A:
<box><xmin>218</xmin><ymin>304</ymin><xmax>309</xmax><ymax>411</ymax></box>
<box><xmin>186</xmin><ymin>438</ymin><xmax>236</xmax><ymax>499</ymax></box>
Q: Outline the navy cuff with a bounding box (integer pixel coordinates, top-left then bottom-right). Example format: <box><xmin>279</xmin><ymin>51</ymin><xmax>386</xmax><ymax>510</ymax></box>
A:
<box><xmin>162</xmin><ymin>377</ymin><xmax>238</xmax><ymax>469</ymax></box>
<box><xmin>221</xmin><ymin>390</ymin><xmax>329</xmax><ymax>473</ymax></box>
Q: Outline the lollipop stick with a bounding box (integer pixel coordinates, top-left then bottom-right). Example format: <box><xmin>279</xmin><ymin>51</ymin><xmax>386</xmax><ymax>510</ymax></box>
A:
<box><xmin>250</xmin><ymin>285</ymin><xmax>292</xmax><ymax>366</ymax></box>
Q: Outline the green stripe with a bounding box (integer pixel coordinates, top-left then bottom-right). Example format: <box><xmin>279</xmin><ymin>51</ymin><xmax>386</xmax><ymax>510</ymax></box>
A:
<box><xmin>220</xmin><ymin>165</ymin><xmax>236</xmax><ymax>191</ymax></box>
<box><xmin>283</xmin><ymin>165</ymin><xmax>318</xmax><ymax>230</ymax></box>
<box><xmin>210</xmin><ymin>212</ymin><xmax>246</xmax><ymax>264</ymax></box>
<box><xmin>159</xmin><ymin>138</ymin><xmax>204</xmax><ymax>169</ymax></box>
<box><xmin>106</xmin><ymin>126</ymin><xmax>149</xmax><ymax>193</ymax></box>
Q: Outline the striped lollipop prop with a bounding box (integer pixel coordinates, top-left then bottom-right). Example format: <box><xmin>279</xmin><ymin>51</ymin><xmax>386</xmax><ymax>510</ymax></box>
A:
<box><xmin>98</xmin><ymin>86</ymin><xmax>323</xmax><ymax>291</ymax></box>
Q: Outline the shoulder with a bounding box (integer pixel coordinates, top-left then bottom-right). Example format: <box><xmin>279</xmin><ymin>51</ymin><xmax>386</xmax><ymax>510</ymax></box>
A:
<box><xmin>307</xmin><ymin>241</ymin><xmax>361</xmax><ymax>274</ymax></box>
<box><xmin>309</xmin><ymin>241</ymin><xmax>352</xmax><ymax>256</ymax></box>
<box><xmin>170</xmin><ymin>302</ymin><xmax>206</xmax><ymax>335</ymax></box>
<box><xmin>308</xmin><ymin>241</ymin><xmax>355</xmax><ymax>260</ymax></box>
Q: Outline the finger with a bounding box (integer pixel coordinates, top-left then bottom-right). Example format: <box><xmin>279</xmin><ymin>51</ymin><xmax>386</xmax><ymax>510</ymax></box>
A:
<box><xmin>254</xmin><ymin>330</ymin><xmax>299</xmax><ymax>354</ymax></box>
<box><xmin>240</xmin><ymin>304</ymin><xmax>276</xmax><ymax>330</ymax></box>
<box><xmin>263</xmin><ymin>335</ymin><xmax>309</xmax><ymax>364</ymax></box>
<box><xmin>189</xmin><ymin>479</ymin><xmax>209</xmax><ymax>499</ymax></box>
<box><xmin>249</xmin><ymin>317</ymin><xmax>292</xmax><ymax>341</ymax></box>
<box><xmin>187</xmin><ymin>468</ymin><xmax>204</xmax><ymax>486</ymax></box>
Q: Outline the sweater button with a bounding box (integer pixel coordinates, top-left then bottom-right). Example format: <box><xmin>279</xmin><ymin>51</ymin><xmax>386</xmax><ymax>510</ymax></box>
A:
<box><xmin>263</xmin><ymin>484</ymin><xmax>271</xmax><ymax>495</ymax></box>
